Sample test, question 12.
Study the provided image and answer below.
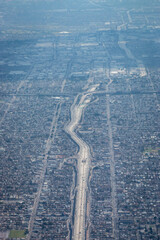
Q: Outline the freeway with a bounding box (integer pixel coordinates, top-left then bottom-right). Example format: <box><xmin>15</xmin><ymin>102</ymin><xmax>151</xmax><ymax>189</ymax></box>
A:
<box><xmin>65</xmin><ymin>91</ymin><xmax>92</xmax><ymax>240</ymax></box>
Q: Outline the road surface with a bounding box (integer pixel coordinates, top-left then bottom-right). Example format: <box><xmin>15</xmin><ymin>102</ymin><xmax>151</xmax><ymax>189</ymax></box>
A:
<box><xmin>65</xmin><ymin>91</ymin><xmax>92</xmax><ymax>240</ymax></box>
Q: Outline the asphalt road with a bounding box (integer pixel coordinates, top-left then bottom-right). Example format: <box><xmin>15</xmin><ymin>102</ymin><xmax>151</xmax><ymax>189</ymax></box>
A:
<box><xmin>65</xmin><ymin>91</ymin><xmax>92</xmax><ymax>240</ymax></box>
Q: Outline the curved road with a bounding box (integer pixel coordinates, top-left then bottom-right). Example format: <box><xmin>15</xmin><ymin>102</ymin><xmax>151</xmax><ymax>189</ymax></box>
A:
<box><xmin>65</xmin><ymin>92</ymin><xmax>92</xmax><ymax>240</ymax></box>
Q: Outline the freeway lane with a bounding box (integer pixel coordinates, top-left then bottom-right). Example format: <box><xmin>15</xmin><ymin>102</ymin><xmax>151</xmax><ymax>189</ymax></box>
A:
<box><xmin>65</xmin><ymin>92</ymin><xmax>92</xmax><ymax>240</ymax></box>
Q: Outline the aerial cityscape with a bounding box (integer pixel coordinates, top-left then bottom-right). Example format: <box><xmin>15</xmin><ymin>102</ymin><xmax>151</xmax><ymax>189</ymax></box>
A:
<box><xmin>0</xmin><ymin>0</ymin><xmax>160</xmax><ymax>239</ymax></box>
